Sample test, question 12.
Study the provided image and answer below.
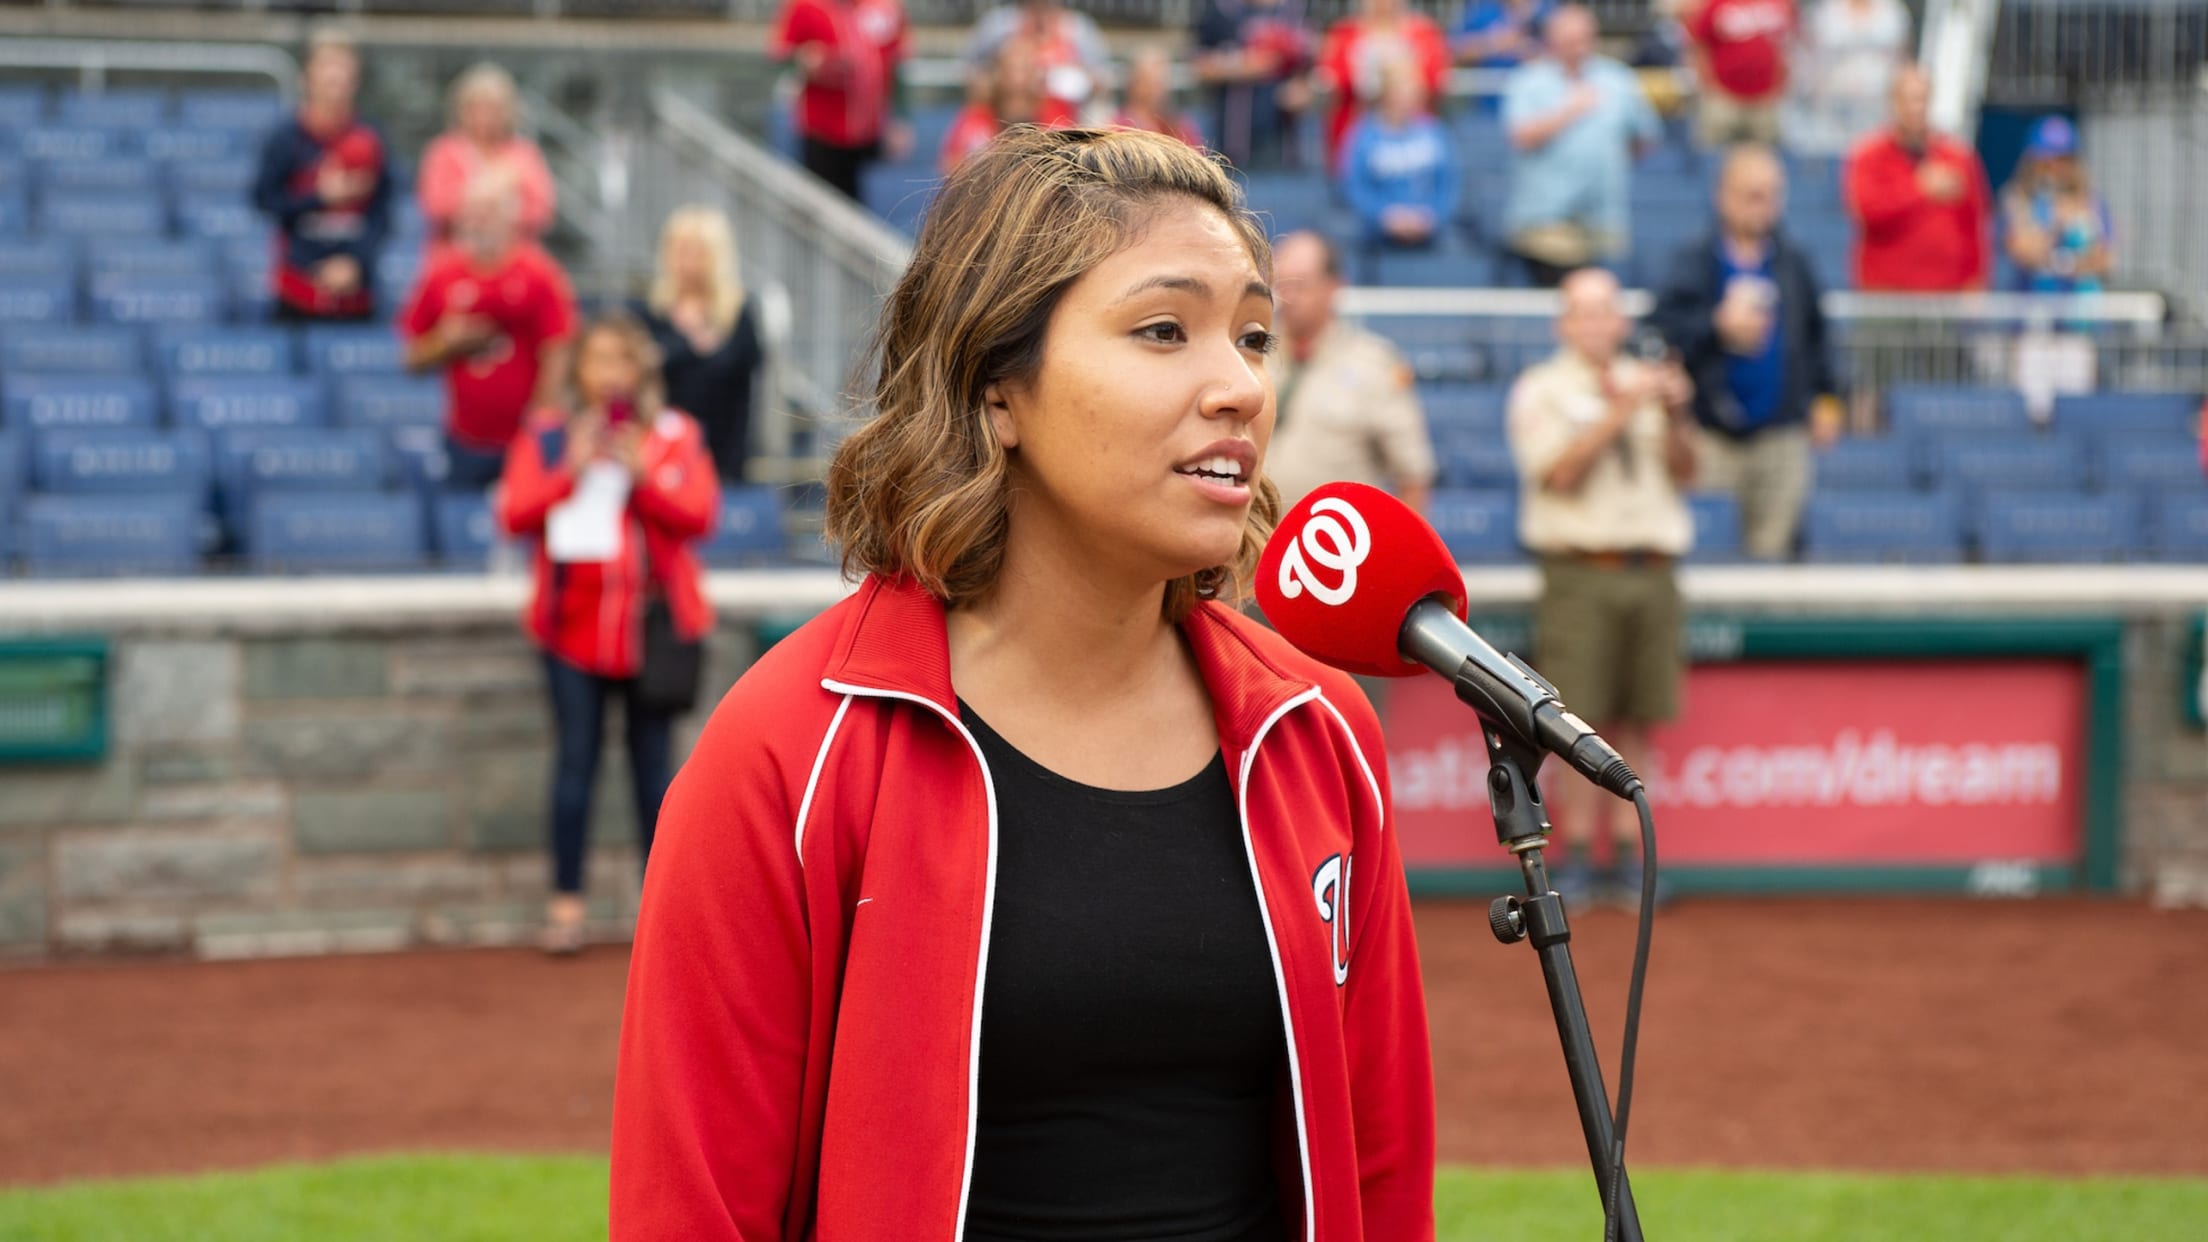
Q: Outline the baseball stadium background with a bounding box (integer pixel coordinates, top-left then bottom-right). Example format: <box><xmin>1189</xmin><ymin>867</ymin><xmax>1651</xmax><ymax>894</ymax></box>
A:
<box><xmin>3</xmin><ymin>0</ymin><xmax>2208</xmax><ymax>1237</ymax></box>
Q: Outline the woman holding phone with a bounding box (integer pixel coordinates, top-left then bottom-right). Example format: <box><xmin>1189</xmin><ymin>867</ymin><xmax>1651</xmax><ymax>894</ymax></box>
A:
<box><xmin>612</xmin><ymin>128</ymin><xmax>1435</xmax><ymax>1239</ymax></box>
<box><xmin>497</xmin><ymin>311</ymin><xmax>720</xmax><ymax>955</ymax></box>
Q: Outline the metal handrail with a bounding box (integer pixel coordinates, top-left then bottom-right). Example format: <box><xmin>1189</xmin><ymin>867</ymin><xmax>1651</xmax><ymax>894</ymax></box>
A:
<box><xmin>0</xmin><ymin>37</ymin><xmax>297</xmax><ymax>96</ymax></box>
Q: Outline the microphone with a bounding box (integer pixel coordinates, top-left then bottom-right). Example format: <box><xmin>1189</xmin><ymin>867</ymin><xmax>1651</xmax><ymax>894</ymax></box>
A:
<box><xmin>1255</xmin><ymin>481</ymin><xmax>1643</xmax><ymax>800</ymax></box>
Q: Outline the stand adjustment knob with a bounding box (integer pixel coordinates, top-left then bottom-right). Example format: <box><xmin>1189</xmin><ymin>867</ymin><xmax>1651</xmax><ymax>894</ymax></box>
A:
<box><xmin>1488</xmin><ymin>895</ymin><xmax>1526</xmax><ymax>944</ymax></box>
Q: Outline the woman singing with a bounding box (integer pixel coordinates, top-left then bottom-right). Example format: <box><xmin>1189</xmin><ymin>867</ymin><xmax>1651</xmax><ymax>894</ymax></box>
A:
<box><xmin>612</xmin><ymin>127</ymin><xmax>1435</xmax><ymax>1241</ymax></box>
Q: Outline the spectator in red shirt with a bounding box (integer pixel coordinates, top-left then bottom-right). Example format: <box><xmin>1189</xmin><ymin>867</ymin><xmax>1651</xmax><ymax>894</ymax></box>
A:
<box><xmin>1843</xmin><ymin>64</ymin><xmax>1992</xmax><ymax>291</ymax></box>
<box><xmin>417</xmin><ymin>63</ymin><xmax>557</xmax><ymax>251</ymax></box>
<box><xmin>1316</xmin><ymin>0</ymin><xmax>1450</xmax><ymax>172</ymax></box>
<box><xmin>939</xmin><ymin>36</ymin><xmax>1077</xmax><ymax>174</ymax></box>
<box><xmin>497</xmin><ymin>311</ymin><xmax>719</xmax><ymax>955</ymax></box>
<box><xmin>963</xmin><ymin>0</ymin><xmax>1112</xmax><ymax>116</ymax></box>
<box><xmin>1686</xmin><ymin>0</ymin><xmax>1795</xmax><ymax>147</ymax></box>
<box><xmin>772</xmin><ymin>0</ymin><xmax>910</xmax><ymax>202</ymax></box>
<box><xmin>1113</xmin><ymin>49</ymin><xmax>1205</xmax><ymax>148</ymax></box>
<box><xmin>402</xmin><ymin>171</ymin><xmax>579</xmax><ymax>490</ymax></box>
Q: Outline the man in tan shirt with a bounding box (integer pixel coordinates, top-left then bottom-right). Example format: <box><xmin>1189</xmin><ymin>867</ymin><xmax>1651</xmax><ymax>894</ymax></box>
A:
<box><xmin>1264</xmin><ymin>231</ymin><xmax>1437</xmax><ymax>511</ymax></box>
<box><xmin>1507</xmin><ymin>267</ymin><xmax>1696</xmax><ymax>910</ymax></box>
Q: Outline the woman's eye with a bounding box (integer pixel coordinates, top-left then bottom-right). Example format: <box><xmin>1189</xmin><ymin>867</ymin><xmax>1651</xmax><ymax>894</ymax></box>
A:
<box><xmin>1137</xmin><ymin>322</ymin><xmax>1186</xmax><ymax>344</ymax></box>
<box><xmin>1243</xmin><ymin>330</ymin><xmax>1280</xmax><ymax>355</ymax></box>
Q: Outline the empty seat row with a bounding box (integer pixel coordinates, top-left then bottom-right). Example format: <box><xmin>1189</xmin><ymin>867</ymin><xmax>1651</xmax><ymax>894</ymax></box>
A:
<box><xmin>1801</xmin><ymin>489</ymin><xmax>2208</xmax><ymax>563</ymax></box>
<box><xmin>3</xmin><ymin>482</ymin><xmax>798</xmax><ymax>577</ymax></box>
<box><xmin>1815</xmin><ymin>427</ymin><xmax>2208</xmax><ymax>494</ymax></box>
<box><xmin>0</xmin><ymin>373</ymin><xmax>440</xmax><ymax>434</ymax></box>
<box><xmin>0</xmin><ymin>323</ymin><xmax>407</xmax><ymax>379</ymax></box>
<box><xmin>1887</xmin><ymin>386</ymin><xmax>2202</xmax><ymax>434</ymax></box>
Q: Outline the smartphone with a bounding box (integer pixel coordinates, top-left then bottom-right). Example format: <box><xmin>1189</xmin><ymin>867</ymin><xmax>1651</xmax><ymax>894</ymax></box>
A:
<box><xmin>606</xmin><ymin>397</ymin><xmax>636</xmax><ymax>428</ymax></box>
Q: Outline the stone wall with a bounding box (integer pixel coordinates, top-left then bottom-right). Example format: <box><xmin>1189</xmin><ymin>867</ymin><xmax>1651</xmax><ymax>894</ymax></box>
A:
<box><xmin>3</xmin><ymin>572</ymin><xmax>2205</xmax><ymax>959</ymax></box>
<box><xmin>0</xmin><ymin>620</ymin><xmax>758</xmax><ymax>959</ymax></box>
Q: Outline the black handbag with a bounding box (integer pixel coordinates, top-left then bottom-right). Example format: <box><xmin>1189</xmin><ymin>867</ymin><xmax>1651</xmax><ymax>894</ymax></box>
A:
<box><xmin>636</xmin><ymin>594</ymin><xmax>704</xmax><ymax>715</ymax></box>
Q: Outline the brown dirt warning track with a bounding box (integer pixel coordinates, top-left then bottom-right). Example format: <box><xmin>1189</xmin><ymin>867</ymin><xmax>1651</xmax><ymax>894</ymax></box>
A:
<box><xmin>3</xmin><ymin>897</ymin><xmax>2205</xmax><ymax>1187</ymax></box>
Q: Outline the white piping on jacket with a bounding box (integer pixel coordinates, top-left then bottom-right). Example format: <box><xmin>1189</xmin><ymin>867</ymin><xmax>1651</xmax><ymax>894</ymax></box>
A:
<box><xmin>792</xmin><ymin>694</ymin><xmax>855</xmax><ymax>864</ymax></box>
<box><xmin>1239</xmin><ymin>686</ymin><xmax>1323</xmax><ymax>1242</ymax></box>
<box><xmin>817</xmin><ymin>677</ymin><xmax>1000</xmax><ymax>1242</ymax></box>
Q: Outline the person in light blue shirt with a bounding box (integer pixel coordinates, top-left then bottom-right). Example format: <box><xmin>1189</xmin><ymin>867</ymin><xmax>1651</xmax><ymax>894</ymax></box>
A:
<box><xmin>1501</xmin><ymin>5</ymin><xmax>1660</xmax><ymax>286</ymax></box>
<box><xmin>1340</xmin><ymin>61</ymin><xmax>1460</xmax><ymax>250</ymax></box>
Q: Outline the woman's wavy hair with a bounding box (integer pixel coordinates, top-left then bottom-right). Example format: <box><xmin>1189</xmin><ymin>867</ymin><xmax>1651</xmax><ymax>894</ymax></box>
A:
<box><xmin>826</xmin><ymin>126</ymin><xmax>1280</xmax><ymax>621</ymax></box>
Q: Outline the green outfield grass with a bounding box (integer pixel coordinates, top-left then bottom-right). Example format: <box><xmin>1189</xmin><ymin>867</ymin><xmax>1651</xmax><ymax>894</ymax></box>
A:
<box><xmin>2</xmin><ymin>1155</ymin><xmax>2205</xmax><ymax>1241</ymax></box>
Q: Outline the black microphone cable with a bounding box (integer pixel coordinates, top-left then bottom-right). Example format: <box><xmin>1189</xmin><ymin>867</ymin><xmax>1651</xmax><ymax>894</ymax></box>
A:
<box><xmin>1602</xmin><ymin>789</ymin><xmax>1659</xmax><ymax>1242</ymax></box>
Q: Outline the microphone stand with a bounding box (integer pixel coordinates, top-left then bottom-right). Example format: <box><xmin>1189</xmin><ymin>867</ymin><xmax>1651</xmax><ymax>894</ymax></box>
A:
<box><xmin>1480</xmin><ymin>727</ymin><xmax>1645</xmax><ymax>1240</ymax></box>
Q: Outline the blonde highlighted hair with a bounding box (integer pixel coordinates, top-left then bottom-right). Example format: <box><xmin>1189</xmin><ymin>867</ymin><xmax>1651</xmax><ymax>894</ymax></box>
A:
<box><xmin>649</xmin><ymin>206</ymin><xmax>746</xmax><ymax>339</ymax></box>
<box><xmin>448</xmin><ymin>62</ymin><xmax>519</xmax><ymax>134</ymax></box>
<box><xmin>826</xmin><ymin>126</ymin><xmax>1280</xmax><ymax>621</ymax></box>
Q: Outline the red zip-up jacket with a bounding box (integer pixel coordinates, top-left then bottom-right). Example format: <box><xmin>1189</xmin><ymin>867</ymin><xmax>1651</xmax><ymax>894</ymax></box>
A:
<box><xmin>1844</xmin><ymin>129</ymin><xmax>1992</xmax><ymax>292</ymax></box>
<box><xmin>496</xmin><ymin>408</ymin><xmax>719</xmax><ymax>677</ymax></box>
<box><xmin>612</xmin><ymin>575</ymin><xmax>1437</xmax><ymax>1241</ymax></box>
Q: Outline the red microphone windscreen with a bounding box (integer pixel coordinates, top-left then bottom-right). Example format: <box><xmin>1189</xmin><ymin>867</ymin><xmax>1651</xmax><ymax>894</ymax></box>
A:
<box><xmin>1256</xmin><ymin>482</ymin><xmax>1469</xmax><ymax>678</ymax></box>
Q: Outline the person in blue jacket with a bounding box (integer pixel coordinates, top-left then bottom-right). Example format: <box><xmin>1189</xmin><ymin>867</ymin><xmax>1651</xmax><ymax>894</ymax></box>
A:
<box><xmin>1338</xmin><ymin>60</ymin><xmax>1459</xmax><ymax>251</ymax></box>
<box><xmin>251</xmin><ymin>31</ymin><xmax>393</xmax><ymax>323</ymax></box>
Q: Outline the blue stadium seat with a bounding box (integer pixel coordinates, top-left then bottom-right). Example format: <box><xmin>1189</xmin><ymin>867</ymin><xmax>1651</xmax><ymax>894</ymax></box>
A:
<box><xmin>154</xmin><ymin>326</ymin><xmax>297</xmax><ymax>379</ymax></box>
<box><xmin>90</xmin><ymin>240</ymin><xmax>217</xmax><ymax>284</ymax></box>
<box><xmin>0</xmin><ymin>428</ymin><xmax>24</xmax><ymax>501</ymax></box>
<box><xmin>1813</xmin><ymin>435</ymin><xmax>1920</xmax><ymax>491</ymax></box>
<box><xmin>0</xmin><ymin>326</ymin><xmax>143</xmax><ymax>374</ymax></box>
<box><xmin>18</xmin><ymin>126</ymin><xmax>136</xmax><ymax>163</ymax></box>
<box><xmin>2052</xmin><ymin>391</ymin><xmax>2199</xmax><ymax>436</ymax></box>
<box><xmin>377</xmin><ymin>251</ymin><xmax>426</xmax><ymax>312</ymax></box>
<box><xmin>143</xmin><ymin>126</ymin><xmax>248</xmax><ymax>164</ymax></box>
<box><xmin>861</xmin><ymin>166</ymin><xmax>939</xmax><ymax>237</ymax></box>
<box><xmin>37</xmin><ymin>156</ymin><xmax>160</xmax><ymax>194</ymax></box>
<box><xmin>169</xmin><ymin>377</ymin><xmax>326</xmax><ymax>433</ymax></box>
<box><xmin>1885</xmin><ymin>385</ymin><xmax>2032</xmax><ymax>434</ymax></box>
<box><xmin>307</xmin><ymin>326</ymin><xmax>407</xmax><ymax>376</ymax></box>
<box><xmin>2096</xmin><ymin>432</ymin><xmax>2206</xmax><ymax>492</ymax></box>
<box><xmin>1801</xmin><ymin>492</ymin><xmax>1966</xmax><ymax>563</ymax></box>
<box><xmin>334</xmin><ymin>374</ymin><xmax>442</xmax><ymax>430</ymax></box>
<box><xmin>1976</xmin><ymin>491</ymin><xmax>2140</xmax><ymax>563</ymax></box>
<box><xmin>0</xmin><ymin>159</ymin><xmax>22</xmax><ymax>195</ymax></box>
<box><xmin>248</xmin><ymin>490</ymin><xmax>427</xmax><ymax>573</ymax></box>
<box><xmin>216</xmin><ymin>427</ymin><xmax>390</xmax><ymax>539</ymax></box>
<box><xmin>1928</xmin><ymin>436</ymin><xmax>2087</xmax><ymax>497</ymax></box>
<box><xmin>91</xmin><ymin>275</ymin><xmax>228</xmax><ymax>326</ymax></box>
<box><xmin>1366</xmin><ymin>245</ymin><xmax>1496</xmax><ymax>289</ymax></box>
<box><xmin>432</xmin><ymin>491</ymin><xmax>499</xmax><ymax>569</ymax></box>
<box><xmin>1419</xmin><ymin>383</ymin><xmax>1509</xmax><ymax>435</ymax></box>
<box><xmin>2149</xmin><ymin>491</ymin><xmax>2208</xmax><ymax>561</ymax></box>
<box><xmin>1427</xmin><ymin>490</ymin><xmax>1520</xmax><ymax>564</ymax></box>
<box><xmin>0</xmin><ymin>278</ymin><xmax>78</xmax><ymax>324</ymax></box>
<box><xmin>0</xmin><ymin>185</ymin><xmax>27</xmax><ymax>237</ymax></box>
<box><xmin>222</xmin><ymin>238</ymin><xmax>275</xmax><ymax>319</ymax></box>
<box><xmin>2</xmin><ymin>375</ymin><xmax>159</xmax><ymax>431</ymax></box>
<box><xmin>31</xmin><ymin>428</ymin><xmax>212</xmax><ymax>496</ymax></box>
<box><xmin>1438</xmin><ymin>431</ymin><xmax>1520</xmax><ymax>490</ymax></box>
<box><xmin>57</xmin><ymin>89</ymin><xmax>169</xmax><ymax>129</ymax></box>
<box><xmin>701</xmin><ymin>485</ymin><xmax>789</xmax><ymax>567</ymax></box>
<box><xmin>1686</xmin><ymin>491</ymin><xmax>1743</xmax><ymax>562</ymax></box>
<box><xmin>19</xmin><ymin>492</ymin><xmax>201</xmax><ymax>576</ymax></box>
<box><xmin>0</xmin><ymin>85</ymin><xmax>45</xmax><ymax>129</ymax></box>
<box><xmin>176</xmin><ymin>91</ymin><xmax>285</xmax><ymax>131</ymax></box>
<box><xmin>169</xmin><ymin>155</ymin><xmax>259</xmax><ymax>197</ymax></box>
<box><xmin>0</xmin><ymin>238</ymin><xmax>78</xmax><ymax>280</ymax></box>
<box><xmin>39</xmin><ymin>191</ymin><xmax>166</xmax><ymax>237</ymax></box>
<box><xmin>176</xmin><ymin>195</ymin><xmax>265</xmax><ymax>242</ymax></box>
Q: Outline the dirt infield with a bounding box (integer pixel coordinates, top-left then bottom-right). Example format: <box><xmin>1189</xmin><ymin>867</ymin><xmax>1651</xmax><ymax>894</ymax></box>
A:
<box><xmin>4</xmin><ymin>897</ymin><xmax>2206</xmax><ymax>1187</ymax></box>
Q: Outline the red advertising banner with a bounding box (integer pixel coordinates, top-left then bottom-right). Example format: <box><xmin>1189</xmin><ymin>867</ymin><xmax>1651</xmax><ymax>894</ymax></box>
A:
<box><xmin>1384</xmin><ymin>659</ymin><xmax>2088</xmax><ymax>870</ymax></box>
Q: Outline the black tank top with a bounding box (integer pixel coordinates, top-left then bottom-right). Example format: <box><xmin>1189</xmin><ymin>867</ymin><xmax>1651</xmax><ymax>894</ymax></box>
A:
<box><xmin>960</xmin><ymin>702</ymin><xmax>1291</xmax><ymax>1242</ymax></box>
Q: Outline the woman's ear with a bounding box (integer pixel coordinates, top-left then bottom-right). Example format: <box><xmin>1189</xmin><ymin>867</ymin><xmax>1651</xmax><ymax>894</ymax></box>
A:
<box><xmin>983</xmin><ymin>381</ymin><xmax>1020</xmax><ymax>451</ymax></box>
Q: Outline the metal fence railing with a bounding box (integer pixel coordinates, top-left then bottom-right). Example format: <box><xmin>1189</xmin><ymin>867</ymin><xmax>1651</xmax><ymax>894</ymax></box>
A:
<box><xmin>618</xmin><ymin>88</ymin><xmax>913</xmax><ymax>482</ymax></box>
<box><xmin>0</xmin><ymin>35</ymin><xmax>296</xmax><ymax>95</ymax></box>
<box><xmin>2087</xmin><ymin>99</ymin><xmax>2208</xmax><ymax>323</ymax></box>
<box><xmin>1984</xmin><ymin>0</ymin><xmax>2208</xmax><ymax>105</ymax></box>
<box><xmin>1337</xmin><ymin>288</ymin><xmax>2200</xmax><ymax>422</ymax></box>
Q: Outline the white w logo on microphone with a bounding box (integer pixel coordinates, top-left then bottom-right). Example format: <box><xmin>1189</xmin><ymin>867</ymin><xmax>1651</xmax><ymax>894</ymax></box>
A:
<box><xmin>1277</xmin><ymin>497</ymin><xmax>1371</xmax><ymax>607</ymax></box>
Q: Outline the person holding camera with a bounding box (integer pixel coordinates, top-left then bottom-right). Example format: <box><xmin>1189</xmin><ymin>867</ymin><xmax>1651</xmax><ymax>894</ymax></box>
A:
<box><xmin>496</xmin><ymin>311</ymin><xmax>720</xmax><ymax>955</ymax></box>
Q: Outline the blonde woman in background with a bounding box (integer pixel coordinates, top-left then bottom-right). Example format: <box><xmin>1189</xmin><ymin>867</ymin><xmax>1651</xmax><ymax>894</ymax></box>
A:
<box><xmin>418</xmin><ymin>62</ymin><xmax>557</xmax><ymax>247</ymax></box>
<box><xmin>635</xmin><ymin>207</ymin><xmax>764</xmax><ymax>484</ymax></box>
